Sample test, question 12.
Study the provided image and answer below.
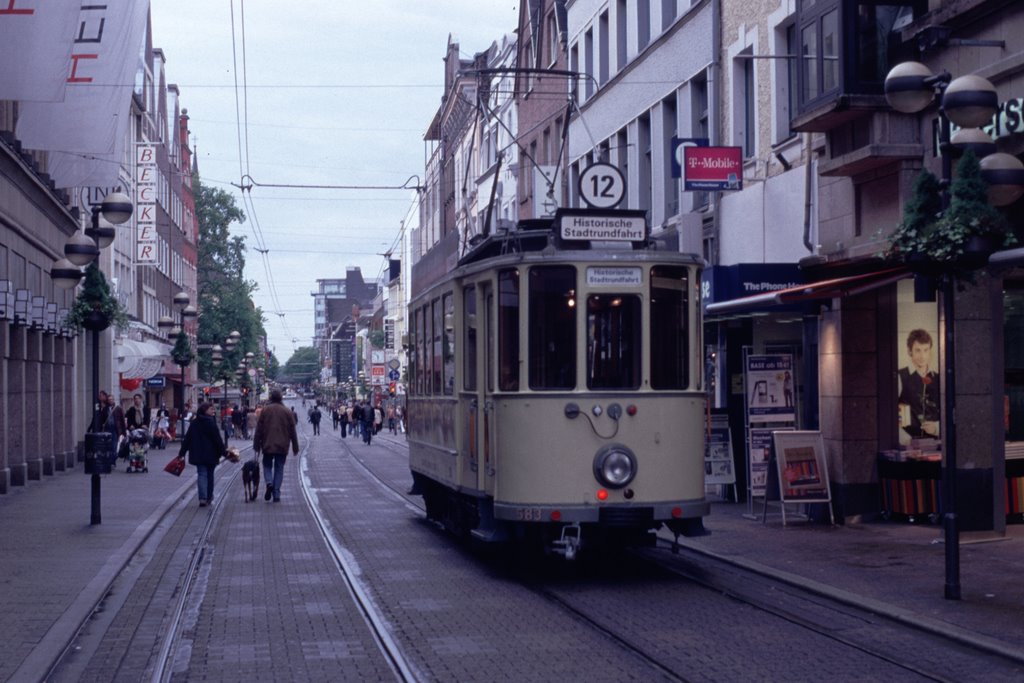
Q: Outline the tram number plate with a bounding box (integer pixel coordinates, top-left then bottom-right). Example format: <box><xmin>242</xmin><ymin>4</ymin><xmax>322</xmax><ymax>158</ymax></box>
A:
<box><xmin>515</xmin><ymin>507</ymin><xmax>545</xmax><ymax>522</ymax></box>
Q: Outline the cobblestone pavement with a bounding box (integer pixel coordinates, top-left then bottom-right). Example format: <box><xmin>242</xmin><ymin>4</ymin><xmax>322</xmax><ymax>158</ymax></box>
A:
<box><xmin>2</xmin><ymin>410</ymin><xmax>1023</xmax><ymax>681</ymax></box>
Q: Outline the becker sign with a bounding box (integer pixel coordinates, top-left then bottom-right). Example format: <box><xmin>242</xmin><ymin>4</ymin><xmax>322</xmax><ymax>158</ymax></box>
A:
<box><xmin>683</xmin><ymin>146</ymin><xmax>743</xmax><ymax>191</ymax></box>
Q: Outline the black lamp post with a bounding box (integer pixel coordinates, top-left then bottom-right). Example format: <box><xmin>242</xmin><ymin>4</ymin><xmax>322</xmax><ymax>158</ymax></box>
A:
<box><xmin>216</xmin><ymin>330</ymin><xmax>241</xmax><ymax>444</ymax></box>
<box><xmin>884</xmin><ymin>62</ymin><xmax>1024</xmax><ymax>599</ymax></box>
<box><xmin>50</xmin><ymin>191</ymin><xmax>133</xmax><ymax>526</ymax></box>
<box><xmin>161</xmin><ymin>292</ymin><xmax>198</xmax><ymax>437</ymax></box>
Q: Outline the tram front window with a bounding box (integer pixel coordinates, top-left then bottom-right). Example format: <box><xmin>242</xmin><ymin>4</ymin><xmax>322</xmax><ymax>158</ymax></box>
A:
<box><xmin>650</xmin><ymin>266</ymin><xmax>689</xmax><ymax>389</ymax></box>
<box><xmin>587</xmin><ymin>295</ymin><xmax>641</xmax><ymax>390</ymax></box>
<box><xmin>528</xmin><ymin>266</ymin><xmax>576</xmax><ymax>390</ymax></box>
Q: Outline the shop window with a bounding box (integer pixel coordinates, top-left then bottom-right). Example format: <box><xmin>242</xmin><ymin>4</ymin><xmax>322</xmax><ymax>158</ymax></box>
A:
<box><xmin>529</xmin><ymin>266</ymin><xmax>577</xmax><ymax>389</ymax></box>
<box><xmin>588</xmin><ymin>294</ymin><xmax>641</xmax><ymax>389</ymax></box>
<box><xmin>650</xmin><ymin>266</ymin><xmax>690</xmax><ymax>389</ymax></box>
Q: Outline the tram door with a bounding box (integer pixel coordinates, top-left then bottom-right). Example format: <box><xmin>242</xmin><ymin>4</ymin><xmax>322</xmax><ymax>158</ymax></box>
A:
<box><xmin>481</xmin><ymin>282</ymin><xmax>497</xmax><ymax>497</ymax></box>
<box><xmin>464</xmin><ymin>283</ymin><xmax>495</xmax><ymax>496</ymax></box>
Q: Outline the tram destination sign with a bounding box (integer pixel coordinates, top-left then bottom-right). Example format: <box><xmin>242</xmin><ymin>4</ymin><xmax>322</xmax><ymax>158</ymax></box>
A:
<box><xmin>587</xmin><ymin>267</ymin><xmax>642</xmax><ymax>286</ymax></box>
<box><xmin>557</xmin><ymin>209</ymin><xmax>648</xmax><ymax>243</ymax></box>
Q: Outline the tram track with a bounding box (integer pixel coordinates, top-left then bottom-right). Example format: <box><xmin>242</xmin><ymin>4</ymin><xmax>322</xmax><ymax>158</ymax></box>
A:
<box><xmin>146</xmin><ymin>423</ymin><xmax>422</xmax><ymax>682</ymax></box>
<box><xmin>332</xmin><ymin>427</ymin><xmax>1023</xmax><ymax>681</ymax></box>
<box><xmin>297</xmin><ymin>430</ymin><xmax>422</xmax><ymax>682</ymax></box>
<box><xmin>148</xmin><ymin>448</ymin><xmax>246</xmax><ymax>683</ymax></box>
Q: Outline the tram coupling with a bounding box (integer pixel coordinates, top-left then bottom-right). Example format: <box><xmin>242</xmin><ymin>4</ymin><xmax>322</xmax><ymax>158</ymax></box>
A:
<box><xmin>552</xmin><ymin>523</ymin><xmax>583</xmax><ymax>560</ymax></box>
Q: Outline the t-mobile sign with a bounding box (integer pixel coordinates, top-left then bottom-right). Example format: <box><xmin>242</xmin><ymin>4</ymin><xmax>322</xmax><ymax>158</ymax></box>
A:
<box><xmin>683</xmin><ymin>146</ymin><xmax>743</xmax><ymax>191</ymax></box>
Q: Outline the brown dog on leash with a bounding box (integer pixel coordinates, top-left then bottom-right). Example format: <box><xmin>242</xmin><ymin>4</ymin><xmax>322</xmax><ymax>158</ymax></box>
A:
<box><xmin>242</xmin><ymin>458</ymin><xmax>260</xmax><ymax>502</ymax></box>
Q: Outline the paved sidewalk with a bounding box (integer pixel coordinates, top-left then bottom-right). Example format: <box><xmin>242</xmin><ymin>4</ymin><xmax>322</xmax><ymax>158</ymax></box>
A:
<box><xmin>0</xmin><ymin>442</ymin><xmax>223</xmax><ymax>682</ymax></box>
<box><xmin>3</xmin><ymin>438</ymin><xmax>1023</xmax><ymax>680</ymax></box>
<box><xmin>670</xmin><ymin>499</ymin><xmax>1024</xmax><ymax>664</ymax></box>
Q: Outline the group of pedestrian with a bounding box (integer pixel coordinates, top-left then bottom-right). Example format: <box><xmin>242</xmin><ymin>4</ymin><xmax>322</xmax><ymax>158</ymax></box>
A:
<box><xmin>95</xmin><ymin>391</ymin><xmax>178</xmax><ymax>456</ymax></box>
<box><xmin>175</xmin><ymin>388</ymin><xmax>409</xmax><ymax>508</ymax></box>
<box><xmin>178</xmin><ymin>389</ymin><xmax>298</xmax><ymax>506</ymax></box>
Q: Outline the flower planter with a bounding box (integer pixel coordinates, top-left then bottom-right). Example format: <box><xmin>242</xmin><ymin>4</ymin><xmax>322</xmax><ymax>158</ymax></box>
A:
<box><xmin>81</xmin><ymin>308</ymin><xmax>111</xmax><ymax>332</ymax></box>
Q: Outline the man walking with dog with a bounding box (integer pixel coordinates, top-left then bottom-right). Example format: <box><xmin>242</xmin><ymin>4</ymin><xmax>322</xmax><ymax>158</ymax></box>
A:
<box><xmin>252</xmin><ymin>389</ymin><xmax>299</xmax><ymax>503</ymax></box>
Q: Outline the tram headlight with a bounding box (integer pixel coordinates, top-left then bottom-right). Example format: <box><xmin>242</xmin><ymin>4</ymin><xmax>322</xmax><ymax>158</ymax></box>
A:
<box><xmin>593</xmin><ymin>444</ymin><xmax>637</xmax><ymax>489</ymax></box>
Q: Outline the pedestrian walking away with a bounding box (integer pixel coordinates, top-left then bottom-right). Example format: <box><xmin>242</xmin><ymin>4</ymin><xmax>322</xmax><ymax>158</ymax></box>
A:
<box><xmin>179</xmin><ymin>402</ymin><xmax>228</xmax><ymax>507</ymax></box>
<box><xmin>338</xmin><ymin>405</ymin><xmax>348</xmax><ymax>439</ymax></box>
<box><xmin>361</xmin><ymin>401</ymin><xmax>375</xmax><ymax>445</ymax></box>
<box><xmin>309</xmin><ymin>403</ymin><xmax>322</xmax><ymax>436</ymax></box>
<box><xmin>253</xmin><ymin>389</ymin><xmax>300</xmax><ymax>502</ymax></box>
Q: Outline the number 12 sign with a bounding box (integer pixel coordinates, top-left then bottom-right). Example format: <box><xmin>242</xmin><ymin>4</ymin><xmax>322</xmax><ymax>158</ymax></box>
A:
<box><xmin>578</xmin><ymin>162</ymin><xmax>626</xmax><ymax>209</ymax></box>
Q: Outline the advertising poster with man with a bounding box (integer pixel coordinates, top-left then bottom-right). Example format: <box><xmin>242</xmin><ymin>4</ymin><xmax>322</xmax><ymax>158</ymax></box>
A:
<box><xmin>896</xmin><ymin>280</ymin><xmax>940</xmax><ymax>447</ymax></box>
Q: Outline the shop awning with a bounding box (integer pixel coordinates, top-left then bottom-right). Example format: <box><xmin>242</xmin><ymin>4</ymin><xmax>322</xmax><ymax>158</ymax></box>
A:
<box><xmin>705</xmin><ymin>266</ymin><xmax>911</xmax><ymax>317</ymax></box>
<box><xmin>116</xmin><ymin>339</ymin><xmax>170</xmax><ymax>379</ymax></box>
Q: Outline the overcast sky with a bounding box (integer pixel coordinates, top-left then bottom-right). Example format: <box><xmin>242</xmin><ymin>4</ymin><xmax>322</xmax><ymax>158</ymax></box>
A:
<box><xmin>149</xmin><ymin>1</ymin><xmax>519</xmax><ymax>361</ymax></box>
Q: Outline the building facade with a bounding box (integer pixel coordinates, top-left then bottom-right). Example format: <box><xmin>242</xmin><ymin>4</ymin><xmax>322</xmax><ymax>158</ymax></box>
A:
<box><xmin>0</xmin><ymin>5</ymin><xmax>200</xmax><ymax>494</ymax></box>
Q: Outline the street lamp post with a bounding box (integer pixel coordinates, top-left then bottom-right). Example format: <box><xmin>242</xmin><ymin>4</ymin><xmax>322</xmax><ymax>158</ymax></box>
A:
<box><xmin>220</xmin><ymin>330</ymin><xmax>241</xmax><ymax>444</ymax></box>
<box><xmin>50</xmin><ymin>191</ymin><xmax>133</xmax><ymax>526</ymax></box>
<box><xmin>172</xmin><ymin>293</ymin><xmax>197</xmax><ymax>437</ymax></box>
<box><xmin>884</xmin><ymin>63</ymin><xmax>1024</xmax><ymax>599</ymax></box>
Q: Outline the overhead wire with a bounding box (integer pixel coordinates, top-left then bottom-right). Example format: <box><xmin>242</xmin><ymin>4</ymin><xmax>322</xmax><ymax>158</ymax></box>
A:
<box><xmin>229</xmin><ymin>0</ymin><xmax>293</xmax><ymax>343</ymax></box>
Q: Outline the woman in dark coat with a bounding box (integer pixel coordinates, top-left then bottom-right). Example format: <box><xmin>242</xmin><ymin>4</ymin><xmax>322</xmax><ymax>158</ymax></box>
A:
<box><xmin>179</xmin><ymin>402</ymin><xmax>226</xmax><ymax>507</ymax></box>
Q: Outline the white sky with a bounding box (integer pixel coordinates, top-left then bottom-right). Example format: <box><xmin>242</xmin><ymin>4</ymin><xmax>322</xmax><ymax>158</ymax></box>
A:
<box><xmin>149</xmin><ymin>1</ymin><xmax>519</xmax><ymax>361</ymax></box>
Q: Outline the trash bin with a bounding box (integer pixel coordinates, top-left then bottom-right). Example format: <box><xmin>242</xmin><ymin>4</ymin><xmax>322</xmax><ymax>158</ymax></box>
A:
<box><xmin>84</xmin><ymin>432</ymin><xmax>116</xmax><ymax>474</ymax></box>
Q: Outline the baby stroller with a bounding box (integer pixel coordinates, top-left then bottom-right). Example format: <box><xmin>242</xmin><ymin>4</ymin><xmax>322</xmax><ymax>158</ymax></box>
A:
<box><xmin>127</xmin><ymin>428</ymin><xmax>149</xmax><ymax>473</ymax></box>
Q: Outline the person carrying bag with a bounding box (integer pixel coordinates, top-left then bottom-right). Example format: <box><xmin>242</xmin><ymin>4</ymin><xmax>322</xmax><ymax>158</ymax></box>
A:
<box><xmin>178</xmin><ymin>402</ymin><xmax>227</xmax><ymax>507</ymax></box>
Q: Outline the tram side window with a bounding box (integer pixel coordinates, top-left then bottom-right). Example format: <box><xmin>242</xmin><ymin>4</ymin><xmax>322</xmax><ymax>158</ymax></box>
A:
<box><xmin>414</xmin><ymin>307</ymin><xmax>425</xmax><ymax>395</ymax></box>
<box><xmin>443</xmin><ymin>292</ymin><xmax>455</xmax><ymax>395</ymax></box>
<box><xmin>408</xmin><ymin>311</ymin><xmax>416</xmax><ymax>396</ymax></box>
<box><xmin>587</xmin><ymin>294</ymin><xmax>641</xmax><ymax>389</ymax></box>
<box><xmin>432</xmin><ymin>298</ymin><xmax>442</xmax><ymax>394</ymax></box>
<box><xmin>650</xmin><ymin>266</ymin><xmax>689</xmax><ymax>389</ymax></box>
<box><xmin>529</xmin><ymin>266</ymin><xmax>577</xmax><ymax>390</ymax></box>
<box><xmin>464</xmin><ymin>286</ymin><xmax>477</xmax><ymax>391</ymax></box>
<box><xmin>498</xmin><ymin>269</ymin><xmax>520</xmax><ymax>391</ymax></box>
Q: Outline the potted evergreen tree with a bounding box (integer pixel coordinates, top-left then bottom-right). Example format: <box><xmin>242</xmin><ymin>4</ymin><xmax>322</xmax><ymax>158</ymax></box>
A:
<box><xmin>172</xmin><ymin>331</ymin><xmax>193</xmax><ymax>367</ymax></box>
<box><xmin>65</xmin><ymin>262</ymin><xmax>129</xmax><ymax>332</ymax></box>
<box><xmin>887</xmin><ymin>150</ymin><xmax>1015</xmax><ymax>272</ymax></box>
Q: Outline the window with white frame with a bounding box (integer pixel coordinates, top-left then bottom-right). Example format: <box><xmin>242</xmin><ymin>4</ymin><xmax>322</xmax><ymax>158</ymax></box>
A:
<box><xmin>662</xmin><ymin>94</ymin><xmax>679</xmax><ymax>219</ymax></box>
<box><xmin>690</xmin><ymin>72</ymin><xmax>709</xmax><ymax>209</ymax></box>
<box><xmin>584</xmin><ymin>28</ymin><xmax>594</xmax><ymax>99</ymax></box>
<box><xmin>638</xmin><ymin>0</ymin><xmax>651</xmax><ymax>51</ymax></box>
<box><xmin>733</xmin><ymin>50</ymin><xmax>756</xmax><ymax>158</ymax></box>
<box><xmin>773</xmin><ymin>20</ymin><xmax>799</xmax><ymax>143</ymax></box>
<box><xmin>616</xmin><ymin>0</ymin><xmax>627</xmax><ymax>71</ymax></box>
<box><xmin>598</xmin><ymin>10</ymin><xmax>609</xmax><ymax>85</ymax></box>
<box><xmin>547</xmin><ymin>11</ymin><xmax>559</xmax><ymax>66</ymax></box>
<box><xmin>662</xmin><ymin>0</ymin><xmax>677</xmax><ymax>30</ymax></box>
<box><xmin>570</xmin><ymin>41</ymin><xmax>580</xmax><ymax>101</ymax></box>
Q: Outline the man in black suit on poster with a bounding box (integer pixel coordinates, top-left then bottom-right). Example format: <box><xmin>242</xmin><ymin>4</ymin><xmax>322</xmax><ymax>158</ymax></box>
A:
<box><xmin>898</xmin><ymin>328</ymin><xmax>940</xmax><ymax>439</ymax></box>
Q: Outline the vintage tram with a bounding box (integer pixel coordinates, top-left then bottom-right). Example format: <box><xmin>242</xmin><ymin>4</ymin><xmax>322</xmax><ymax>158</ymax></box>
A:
<box><xmin>406</xmin><ymin>212</ymin><xmax>707</xmax><ymax>558</ymax></box>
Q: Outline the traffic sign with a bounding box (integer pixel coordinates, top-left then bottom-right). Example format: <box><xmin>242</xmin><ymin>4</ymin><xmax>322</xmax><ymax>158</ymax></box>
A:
<box><xmin>578</xmin><ymin>162</ymin><xmax>625</xmax><ymax>209</ymax></box>
<box><xmin>388</xmin><ymin>369</ymin><xmax>400</xmax><ymax>381</ymax></box>
<box><xmin>388</xmin><ymin>358</ymin><xmax>401</xmax><ymax>370</ymax></box>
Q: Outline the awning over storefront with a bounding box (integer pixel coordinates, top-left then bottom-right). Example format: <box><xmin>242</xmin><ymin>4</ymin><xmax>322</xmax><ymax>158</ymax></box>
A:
<box><xmin>706</xmin><ymin>266</ymin><xmax>911</xmax><ymax>317</ymax></box>
<box><xmin>116</xmin><ymin>339</ymin><xmax>170</xmax><ymax>379</ymax></box>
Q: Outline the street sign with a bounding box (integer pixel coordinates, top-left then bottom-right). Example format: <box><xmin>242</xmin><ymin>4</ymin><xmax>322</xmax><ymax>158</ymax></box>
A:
<box><xmin>388</xmin><ymin>369</ymin><xmax>400</xmax><ymax>381</ymax></box>
<box><xmin>578</xmin><ymin>162</ymin><xmax>626</xmax><ymax>209</ymax></box>
<box><xmin>388</xmin><ymin>358</ymin><xmax>401</xmax><ymax>370</ymax></box>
